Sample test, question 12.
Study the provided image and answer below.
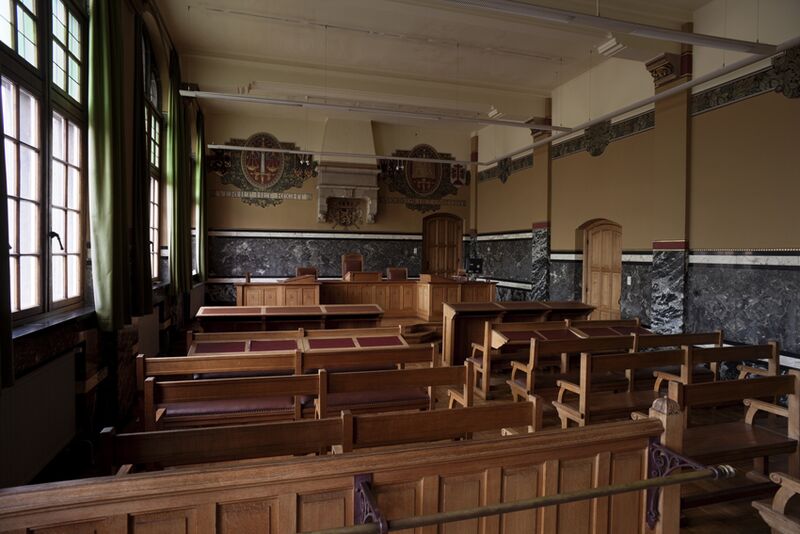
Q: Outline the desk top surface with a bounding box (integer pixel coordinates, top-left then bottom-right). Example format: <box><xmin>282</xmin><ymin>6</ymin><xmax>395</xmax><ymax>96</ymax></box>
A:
<box><xmin>197</xmin><ymin>304</ymin><xmax>384</xmax><ymax>318</ymax></box>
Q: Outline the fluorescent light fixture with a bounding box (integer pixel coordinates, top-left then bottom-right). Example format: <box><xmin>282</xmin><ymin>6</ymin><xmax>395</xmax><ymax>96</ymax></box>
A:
<box><xmin>181</xmin><ymin>90</ymin><xmax>571</xmax><ymax>131</ymax></box>
<box><xmin>438</xmin><ymin>0</ymin><xmax>777</xmax><ymax>55</ymax></box>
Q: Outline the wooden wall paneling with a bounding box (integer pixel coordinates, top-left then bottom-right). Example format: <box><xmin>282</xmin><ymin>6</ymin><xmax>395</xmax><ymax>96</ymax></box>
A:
<box><xmin>25</xmin><ymin>516</ymin><xmax>126</xmax><ymax>534</ymax></box>
<box><xmin>483</xmin><ymin>468</ymin><xmax>502</xmax><ymax>534</ymax></box>
<box><xmin>439</xmin><ymin>473</ymin><xmax>484</xmax><ymax>534</ymax></box>
<box><xmin>609</xmin><ymin>451</ymin><xmax>646</xmax><ymax>534</ymax></box>
<box><xmin>374</xmin><ymin>481</ymin><xmax>421</xmax><ymax>534</ymax></box>
<box><xmin>500</xmin><ymin>465</ymin><xmax>541</xmax><ymax>534</ymax></box>
<box><xmin>592</xmin><ymin>452</ymin><xmax>612</xmax><ymax>534</ymax></box>
<box><xmin>557</xmin><ymin>459</ymin><xmax>596</xmax><ymax>534</ymax></box>
<box><xmin>296</xmin><ymin>489</ymin><xmax>352</xmax><ymax>532</ymax></box>
<box><xmin>129</xmin><ymin>508</ymin><xmax>196</xmax><ymax>534</ymax></box>
<box><xmin>217</xmin><ymin>497</ymin><xmax>279</xmax><ymax>534</ymax></box>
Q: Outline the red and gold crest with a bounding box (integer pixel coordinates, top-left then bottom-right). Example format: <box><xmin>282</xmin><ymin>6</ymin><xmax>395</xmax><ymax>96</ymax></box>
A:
<box><xmin>241</xmin><ymin>132</ymin><xmax>285</xmax><ymax>189</ymax></box>
<box><xmin>404</xmin><ymin>144</ymin><xmax>442</xmax><ymax>197</ymax></box>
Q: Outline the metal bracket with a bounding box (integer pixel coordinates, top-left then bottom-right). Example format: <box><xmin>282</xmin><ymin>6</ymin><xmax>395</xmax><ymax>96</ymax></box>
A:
<box><xmin>646</xmin><ymin>439</ymin><xmax>730</xmax><ymax>528</ymax></box>
<box><xmin>354</xmin><ymin>473</ymin><xmax>388</xmax><ymax>534</ymax></box>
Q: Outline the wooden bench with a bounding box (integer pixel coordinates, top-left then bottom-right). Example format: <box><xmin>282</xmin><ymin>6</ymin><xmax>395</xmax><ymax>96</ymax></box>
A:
<box><xmin>99</xmin><ymin>395</ymin><xmax>542</xmax><ymax>473</ymax></box>
<box><xmin>753</xmin><ymin>472</ymin><xmax>800</xmax><ymax>533</ymax></box>
<box><xmin>507</xmin><ymin>335</ymin><xmax>634</xmax><ymax>401</ymax></box>
<box><xmin>468</xmin><ymin>320</ymin><xmax>568</xmax><ymax>399</ymax></box>
<box><xmin>552</xmin><ymin>348</ymin><xmax>685</xmax><ymax>427</ymax></box>
<box><xmin>568</xmin><ymin>318</ymin><xmax>651</xmax><ymax>337</ymax></box>
<box><xmin>634</xmin><ymin>331</ymin><xmax>724</xmax><ymax>390</ymax></box>
<box><xmin>668</xmin><ymin>372</ymin><xmax>799</xmax><ymax>504</ymax></box>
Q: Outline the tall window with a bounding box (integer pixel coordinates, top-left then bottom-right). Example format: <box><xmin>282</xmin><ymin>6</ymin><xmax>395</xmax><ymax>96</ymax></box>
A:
<box><xmin>3</xmin><ymin>77</ymin><xmax>40</xmax><ymax>314</ymax></box>
<box><xmin>143</xmin><ymin>30</ymin><xmax>162</xmax><ymax>280</ymax></box>
<box><xmin>0</xmin><ymin>0</ymin><xmax>38</xmax><ymax>67</ymax></box>
<box><xmin>2</xmin><ymin>0</ymin><xmax>86</xmax><ymax>320</ymax></box>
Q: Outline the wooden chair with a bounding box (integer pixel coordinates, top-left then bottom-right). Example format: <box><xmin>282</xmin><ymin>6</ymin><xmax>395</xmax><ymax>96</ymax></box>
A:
<box><xmin>634</xmin><ymin>331</ymin><xmax>724</xmax><ymax>390</ymax></box>
<box><xmin>341</xmin><ymin>252</ymin><xmax>364</xmax><ymax>277</ymax></box>
<box><xmin>552</xmin><ymin>348</ymin><xmax>685</xmax><ymax>427</ymax></box>
<box><xmin>386</xmin><ymin>267</ymin><xmax>408</xmax><ymax>280</ymax></box>
<box><xmin>507</xmin><ymin>335</ymin><xmax>634</xmax><ymax>401</ymax></box>
<box><xmin>753</xmin><ymin>472</ymin><xmax>800</xmax><ymax>533</ymax></box>
<box><xmin>468</xmin><ymin>320</ymin><xmax>566</xmax><ymax>399</ymax></box>
<box><xmin>296</xmin><ymin>266</ymin><xmax>318</xmax><ymax>278</ymax></box>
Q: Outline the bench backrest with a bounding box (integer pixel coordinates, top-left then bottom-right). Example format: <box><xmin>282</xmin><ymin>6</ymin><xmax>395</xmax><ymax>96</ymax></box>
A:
<box><xmin>304</xmin><ymin>326</ymin><xmax>402</xmax><ymax>339</ymax></box>
<box><xmin>300</xmin><ymin>343</ymin><xmax>434</xmax><ymax>372</ymax></box>
<box><xmin>528</xmin><ymin>335</ymin><xmax>635</xmax><ymax>369</ymax></box>
<box><xmin>669</xmin><ymin>373</ymin><xmax>796</xmax><ymax>409</ymax></box>
<box><xmin>634</xmin><ymin>331</ymin><xmax>723</xmax><ymax>351</ymax></box>
<box><xmin>568</xmin><ymin>318</ymin><xmax>640</xmax><ymax>329</ymax></box>
<box><xmin>187</xmin><ymin>328</ymin><xmax>305</xmax><ymax>345</ymax></box>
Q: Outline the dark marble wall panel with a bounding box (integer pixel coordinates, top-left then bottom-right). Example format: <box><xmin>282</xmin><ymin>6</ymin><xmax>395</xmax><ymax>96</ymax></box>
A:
<box><xmin>621</xmin><ymin>262</ymin><xmax>652</xmax><ymax>324</ymax></box>
<box><xmin>475</xmin><ymin>238</ymin><xmax>532</xmax><ymax>283</ymax></box>
<box><xmin>687</xmin><ymin>264</ymin><xmax>800</xmax><ymax>353</ymax></box>
<box><xmin>205</xmin><ymin>282</ymin><xmax>237</xmax><ymax>305</ymax></box>
<box><xmin>651</xmin><ymin>250</ymin><xmax>687</xmax><ymax>334</ymax></box>
<box><xmin>531</xmin><ymin>228</ymin><xmax>549</xmax><ymax>300</ymax></box>
<box><xmin>158</xmin><ymin>248</ymin><xmax>170</xmax><ymax>285</ymax></box>
<box><xmin>496</xmin><ymin>286</ymin><xmax>533</xmax><ymax>302</ymax></box>
<box><xmin>208</xmin><ymin>236</ymin><xmax>422</xmax><ymax>278</ymax></box>
<box><xmin>550</xmin><ymin>260</ymin><xmax>582</xmax><ymax>301</ymax></box>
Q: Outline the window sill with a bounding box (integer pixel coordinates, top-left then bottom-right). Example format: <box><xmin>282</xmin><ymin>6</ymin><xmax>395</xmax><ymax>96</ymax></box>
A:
<box><xmin>12</xmin><ymin>306</ymin><xmax>96</xmax><ymax>340</ymax></box>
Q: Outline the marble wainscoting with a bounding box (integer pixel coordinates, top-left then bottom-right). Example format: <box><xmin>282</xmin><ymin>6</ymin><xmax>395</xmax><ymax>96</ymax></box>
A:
<box><xmin>474</xmin><ymin>232</ymin><xmax>534</xmax><ymax>303</ymax></box>
<box><xmin>686</xmin><ymin>252</ymin><xmax>800</xmax><ymax>355</ymax></box>
<box><xmin>549</xmin><ymin>255</ymin><xmax>582</xmax><ymax>302</ymax></box>
<box><xmin>206</xmin><ymin>282</ymin><xmax>237</xmax><ymax>305</ymax></box>
<box><xmin>650</xmin><ymin>247</ymin><xmax>687</xmax><ymax>334</ymax></box>
<box><xmin>208</xmin><ymin>231</ymin><xmax>422</xmax><ymax>279</ymax></box>
<box><xmin>531</xmin><ymin>226</ymin><xmax>550</xmax><ymax>300</ymax></box>
<box><xmin>620</xmin><ymin>256</ymin><xmax>652</xmax><ymax>324</ymax></box>
<box><xmin>495</xmin><ymin>284</ymin><xmax>534</xmax><ymax>302</ymax></box>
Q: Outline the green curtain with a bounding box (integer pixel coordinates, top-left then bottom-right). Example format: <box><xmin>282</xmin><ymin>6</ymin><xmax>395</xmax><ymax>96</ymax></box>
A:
<box><xmin>88</xmin><ymin>0</ymin><xmax>128</xmax><ymax>331</ymax></box>
<box><xmin>0</xmin><ymin>88</ymin><xmax>13</xmax><ymax>386</ymax></box>
<box><xmin>166</xmin><ymin>49</ymin><xmax>191</xmax><ymax>295</ymax></box>
<box><xmin>194</xmin><ymin>109</ymin><xmax>207</xmax><ymax>281</ymax></box>
<box><xmin>130</xmin><ymin>14</ymin><xmax>153</xmax><ymax>315</ymax></box>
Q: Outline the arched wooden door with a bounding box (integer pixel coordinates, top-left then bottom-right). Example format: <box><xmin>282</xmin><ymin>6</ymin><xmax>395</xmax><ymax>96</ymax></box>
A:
<box><xmin>581</xmin><ymin>220</ymin><xmax>622</xmax><ymax>319</ymax></box>
<box><xmin>422</xmin><ymin>214</ymin><xmax>463</xmax><ymax>276</ymax></box>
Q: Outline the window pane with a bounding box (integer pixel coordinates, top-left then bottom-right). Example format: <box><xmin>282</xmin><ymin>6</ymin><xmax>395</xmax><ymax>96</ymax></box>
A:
<box><xmin>66</xmin><ymin>210</ymin><xmax>78</xmax><ymax>253</ymax></box>
<box><xmin>52</xmin><ymin>43</ymin><xmax>66</xmax><ymax>89</ymax></box>
<box><xmin>19</xmin><ymin>0</ymin><xmax>35</xmax><ymax>15</ymax></box>
<box><xmin>16</xmin><ymin>5</ymin><xmax>37</xmax><ymax>67</ymax></box>
<box><xmin>9</xmin><ymin>257</ymin><xmax>17</xmax><ymax>312</ymax></box>
<box><xmin>68</xmin><ymin>74</ymin><xmax>79</xmax><ymax>101</ymax></box>
<box><xmin>68</xmin><ymin>11</ymin><xmax>79</xmax><ymax>58</ymax></box>
<box><xmin>67</xmin><ymin>166</ymin><xmax>79</xmax><ymax>208</ymax></box>
<box><xmin>52</xmin><ymin>253</ymin><xmax>64</xmax><ymax>301</ymax></box>
<box><xmin>5</xmin><ymin>139</ymin><xmax>16</xmax><ymax>196</ymax></box>
<box><xmin>7</xmin><ymin>199</ymin><xmax>16</xmax><ymax>253</ymax></box>
<box><xmin>19</xmin><ymin>199</ymin><xmax>37</xmax><ymax>253</ymax></box>
<box><xmin>67</xmin><ymin>254</ymin><xmax>79</xmax><ymax>297</ymax></box>
<box><xmin>68</xmin><ymin>121</ymin><xmax>80</xmax><ymax>165</ymax></box>
<box><xmin>51</xmin><ymin>161</ymin><xmax>65</xmax><ymax>206</ymax></box>
<box><xmin>52</xmin><ymin>113</ymin><xmax>65</xmax><ymax>159</ymax></box>
<box><xmin>19</xmin><ymin>145</ymin><xmax>38</xmax><ymax>200</ymax></box>
<box><xmin>2</xmin><ymin>78</ymin><xmax>16</xmax><ymax>138</ymax></box>
<box><xmin>0</xmin><ymin>0</ymin><xmax>11</xmax><ymax>48</ymax></box>
<box><xmin>19</xmin><ymin>255</ymin><xmax>38</xmax><ymax>309</ymax></box>
<box><xmin>51</xmin><ymin>207</ymin><xmax>64</xmax><ymax>245</ymax></box>
<box><xmin>52</xmin><ymin>0</ymin><xmax>66</xmax><ymax>42</ymax></box>
<box><xmin>18</xmin><ymin>88</ymin><xmax>38</xmax><ymax>147</ymax></box>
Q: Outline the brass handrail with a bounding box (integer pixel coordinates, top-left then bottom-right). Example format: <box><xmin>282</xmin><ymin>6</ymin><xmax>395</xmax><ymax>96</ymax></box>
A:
<box><xmin>304</xmin><ymin>464</ymin><xmax>736</xmax><ymax>534</ymax></box>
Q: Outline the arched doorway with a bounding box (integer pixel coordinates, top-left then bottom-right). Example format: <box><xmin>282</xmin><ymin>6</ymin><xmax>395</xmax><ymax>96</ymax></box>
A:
<box><xmin>422</xmin><ymin>214</ymin><xmax>463</xmax><ymax>277</ymax></box>
<box><xmin>580</xmin><ymin>219</ymin><xmax>622</xmax><ymax>319</ymax></box>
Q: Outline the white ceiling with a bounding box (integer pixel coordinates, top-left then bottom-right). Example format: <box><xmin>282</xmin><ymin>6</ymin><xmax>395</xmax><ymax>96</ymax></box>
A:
<box><xmin>157</xmin><ymin>0</ymin><xmax>712</xmax><ymax>123</ymax></box>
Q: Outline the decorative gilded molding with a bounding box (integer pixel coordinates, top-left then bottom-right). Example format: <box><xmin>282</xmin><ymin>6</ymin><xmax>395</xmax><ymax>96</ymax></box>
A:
<box><xmin>584</xmin><ymin>120</ymin><xmax>612</xmax><ymax>157</ymax></box>
<box><xmin>477</xmin><ymin>153</ymin><xmax>533</xmax><ymax>183</ymax></box>
<box><xmin>646</xmin><ymin>53</ymin><xmax>681</xmax><ymax>88</ymax></box>
<box><xmin>552</xmin><ymin>111</ymin><xmax>654</xmax><ymax>159</ymax></box>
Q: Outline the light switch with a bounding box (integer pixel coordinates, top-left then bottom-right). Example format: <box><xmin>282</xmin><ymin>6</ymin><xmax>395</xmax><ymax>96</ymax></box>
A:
<box><xmin>626</xmin><ymin>276</ymin><xmax>632</xmax><ymax>286</ymax></box>
<box><xmin>413</xmin><ymin>247</ymin><xmax>417</xmax><ymax>254</ymax></box>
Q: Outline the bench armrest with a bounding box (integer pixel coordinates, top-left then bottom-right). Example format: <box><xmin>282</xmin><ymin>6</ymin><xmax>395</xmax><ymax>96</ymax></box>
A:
<box><xmin>738</xmin><ymin>364</ymin><xmax>771</xmax><ymax>379</ymax></box>
<box><xmin>510</xmin><ymin>361</ymin><xmax>529</xmax><ymax>374</ymax></box>
<box><xmin>744</xmin><ymin>398</ymin><xmax>789</xmax><ymax>424</ymax></box>
<box><xmin>771</xmin><ymin>472</ymin><xmax>800</xmax><ymax>496</ymax></box>
<box><xmin>447</xmin><ymin>387</ymin><xmax>467</xmax><ymax>408</ymax></box>
<box><xmin>653</xmin><ymin>371</ymin><xmax>681</xmax><ymax>391</ymax></box>
<box><xmin>555</xmin><ymin>380</ymin><xmax>580</xmax><ymax>403</ymax></box>
<box><xmin>630</xmin><ymin>411</ymin><xmax>649</xmax><ymax>421</ymax></box>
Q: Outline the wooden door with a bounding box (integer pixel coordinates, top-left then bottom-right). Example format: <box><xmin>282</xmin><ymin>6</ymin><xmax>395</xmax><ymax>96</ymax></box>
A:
<box><xmin>422</xmin><ymin>214</ymin><xmax>463</xmax><ymax>276</ymax></box>
<box><xmin>581</xmin><ymin>220</ymin><xmax>622</xmax><ymax>320</ymax></box>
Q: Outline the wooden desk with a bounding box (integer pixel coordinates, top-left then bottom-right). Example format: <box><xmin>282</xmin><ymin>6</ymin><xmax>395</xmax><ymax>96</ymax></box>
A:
<box><xmin>442</xmin><ymin>301</ymin><xmax>595</xmax><ymax>365</ymax></box>
<box><xmin>234</xmin><ymin>275</ymin><xmax>319</xmax><ymax>306</ymax></box>
<box><xmin>196</xmin><ymin>304</ymin><xmax>384</xmax><ymax>332</ymax></box>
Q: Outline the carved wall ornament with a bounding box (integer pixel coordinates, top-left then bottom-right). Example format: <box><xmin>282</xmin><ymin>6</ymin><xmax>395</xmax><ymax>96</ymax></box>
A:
<box><xmin>646</xmin><ymin>53</ymin><xmax>681</xmax><ymax>88</ymax></box>
<box><xmin>326</xmin><ymin>197</ymin><xmax>365</xmax><ymax>229</ymax></box>
<box><xmin>770</xmin><ymin>45</ymin><xmax>800</xmax><ymax>99</ymax></box>
<box><xmin>379</xmin><ymin>144</ymin><xmax>463</xmax><ymax>213</ymax></box>
<box><xmin>206</xmin><ymin>132</ymin><xmax>317</xmax><ymax>208</ymax></box>
<box><xmin>497</xmin><ymin>157</ymin><xmax>512</xmax><ymax>184</ymax></box>
<box><xmin>585</xmin><ymin>120</ymin><xmax>612</xmax><ymax>157</ymax></box>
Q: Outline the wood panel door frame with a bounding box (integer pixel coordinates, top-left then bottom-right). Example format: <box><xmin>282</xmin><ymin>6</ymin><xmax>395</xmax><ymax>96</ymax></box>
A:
<box><xmin>421</xmin><ymin>213</ymin><xmax>463</xmax><ymax>277</ymax></box>
<box><xmin>580</xmin><ymin>219</ymin><xmax>622</xmax><ymax>320</ymax></box>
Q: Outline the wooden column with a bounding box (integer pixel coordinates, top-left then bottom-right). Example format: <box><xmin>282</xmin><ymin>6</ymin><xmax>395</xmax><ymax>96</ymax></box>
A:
<box><xmin>650</xmin><ymin>397</ymin><xmax>684</xmax><ymax>534</ymax></box>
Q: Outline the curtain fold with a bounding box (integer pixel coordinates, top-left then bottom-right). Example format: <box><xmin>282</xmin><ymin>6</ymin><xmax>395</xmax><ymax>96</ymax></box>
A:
<box><xmin>194</xmin><ymin>109</ymin><xmax>206</xmax><ymax>281</ymax></box>
<box><xmin>88</xmin><ymin>0</ymin><xmax>128</xmax><ymax>331</ymax></box>
<box><xmin>166</xmin><ymin>49</ymin><xmax>191</xmax><ymax>295</ymax></box>
<box><xmin>130</xmin><ymin>14</ymin><xmax>152</xmax><ymax>316</ymax></box>
<box><xmin>0</xmin><ymin>90</ymin><xmax>13</xmax><ymax>386</ymax></box>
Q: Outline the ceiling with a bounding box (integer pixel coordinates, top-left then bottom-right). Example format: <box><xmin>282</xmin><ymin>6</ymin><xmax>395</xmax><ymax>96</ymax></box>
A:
<box><xmin>156</xmin><ymin>0</ymin><xmax>713</xmax><ymax>124</ymax></box>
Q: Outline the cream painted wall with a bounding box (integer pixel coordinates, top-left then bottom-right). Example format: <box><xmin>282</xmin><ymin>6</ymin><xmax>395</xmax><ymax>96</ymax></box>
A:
<box><xmin>550</xmin><ymin>131</ymin><xmax>656</xmax><ymax>251</ymax></box>
<box><xmin>551</xmin><ymin>57</ymin><xmax>654</xmax><ymax>133</ymax></box>
<box><xmin>476</xmin><ymin>162</ymin><xmax>548</xmax><ymax>234</ymax></box>
<box><xmin>692</xmin><ymin>0</ymin><xmax>800</xmax><ymax>93</ymax></box>
<box><xmin>204</xmin><ymin>113</ymin><xmax>471</xmax><ymax>232</ymax></box>
<box><xmin>689</xmin><ymin>91</ymin><xmax>800</xmax><ymax>248</ymax></box>
<box><xmin>476</xmin><ymin>125</ymin><xmax>533</xmax><ymax>164</ymax></box>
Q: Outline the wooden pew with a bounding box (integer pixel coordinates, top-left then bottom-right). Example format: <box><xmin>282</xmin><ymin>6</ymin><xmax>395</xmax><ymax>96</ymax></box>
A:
<box><xmin>0</xmin><ymin>418</ymin><xmax>664</xmax><ymax>534</ymax></box>
<box><xmin>507</xmin><ymin>335</ymin><xmax>634</xmax><ymax>401</ymax></box>
<box><xmin>668</xmin><ymin>372</ymin><xmax>799</xmax><ymax>505</ymax></box>
<box><xmin>632</xmin><ymin>330</ymin><xmax>722</xmax><ymax>390</ymax></box>
<box><xmin>752</xmin><ymin>472</ymin><xmax>800</xmax><ymax>533</ymax></box>
<box><xmin>99</xmin><ymin>396</ymin><xmax>543</xmax><ymax>473</ymax></box>
<box><xmin>468</xmin><ymin>320</ymin><xmax>568</xmax><ymax>399</ymax></box>
<box><xmin>568</xmin><ymin>318</ymin><xmax>650</xmax><ymax>337</ymax></box>
<box><xmin>316</xmin><ymin>363</ymin><xmax>473</xmax><ymax>418</ymax></box>
<box><xmin>552</xmin><ymin>348</ymin><xmax>685</xmax><ymax>427</ymax></box>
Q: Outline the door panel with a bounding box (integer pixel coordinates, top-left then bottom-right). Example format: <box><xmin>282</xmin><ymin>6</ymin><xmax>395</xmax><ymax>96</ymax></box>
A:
<box><xmin>422</xmin><ymin>214</ymin><xmax>463</xmax><ymax>277</ymax></box>
<box><xmin>582</xmin><ymin>221</ymin><xmax>622</xmax><ymax>320</ymax></box>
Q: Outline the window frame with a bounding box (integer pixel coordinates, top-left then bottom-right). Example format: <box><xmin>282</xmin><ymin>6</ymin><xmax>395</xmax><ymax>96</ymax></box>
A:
<box><xmin>1</xmin><ymin>0</ymin><xmax>88</xmax><ymax>324</ymax></box>
<box><xmin>142</xmin><ymin>28</ymin><xmax>162</xmax><ymax>283</ymax></box>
